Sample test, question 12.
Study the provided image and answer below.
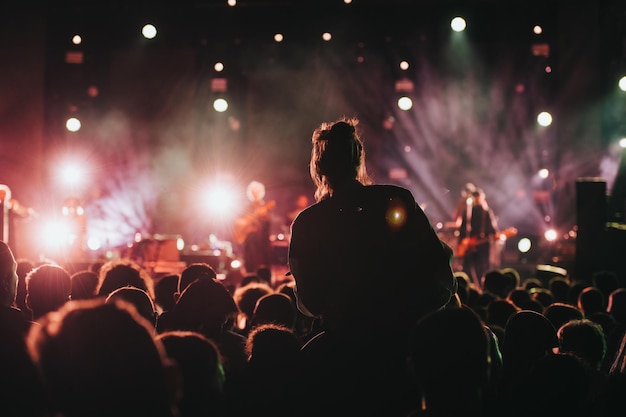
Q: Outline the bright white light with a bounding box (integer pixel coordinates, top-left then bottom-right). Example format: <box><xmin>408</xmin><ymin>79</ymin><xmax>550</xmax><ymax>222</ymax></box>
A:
<box><xmin>72</xmin><ymin>34</ymin><xmax>82</xmax><ymax>45</ymax></box>
<box><xmin>544</xmin><ymin>229</ymin><xmax>558</xmax><ymax>242</ymax></box>
<box><xmin>533</xmin><ymin>25</ymin><xmax>543</xmax><ymax>35</ymax></box>
<box><xmin>619</xmin><ymin>76</ymin><xmax>626</xmax><ymax>92</ymax></box>
<box><xmin>400</xmin><ymin>61</ymin><xmax>409</xmax><ymax>70</ymax></box>
<box><xmin>42</xmin><ymin>219</ymin><xmax>72</xmax><ymax>249</ymax></box>
<box><xmin>231</xmin><ymin>259</ymin><xmax>242</xmax><ymax>269</ymax></box>
<box><xmin>274</xmin><ymin>33</ymin><xmax>284</xmax><ymax>42</ymax></box>
<box><xmin>204</xmin><ymin>185</ymin><xmax>237</xmax><ymax>215</ymax></box>
<box><xmin>322</xmin><ymin>32</ymin><xmax>332</xmax><ymax>41</ymax></box>
<box><xmin>344</xmin><ymin>0</ymin><xmax>352</xmax><ymax>4</ymax></box>
<box><xmin>537</xmin><ymin>111</ymin><xmax>553</xmax><ymax>127</ymax></box>
<box><xmin>227</xmin><ymin>0</ymin><xmax>236</xmax><ymax>6</ymax></box>
<box><xmin>451</xmin><ymin>17</ymin><xmax>467</xmax><ymax>32</ymax></box>
<box><xmin>59</xmin><ymin>162</ymin><xmax>86</xmax><ymax>187</ymax></box>
<box><xmin>517</xmin><ymin>238</ymin><xmax>532</xmax><ymax>253</ymax></box>
<box><xmin>619</xmin><ymin>137</ymin><xmax>626</xmax><ymax>148</ymax></box>
<box><xmin>87</xmin><ymin>236</ymin><xmax>101</xmax><ymax>250</ymax></box>
<box><xmin>142</xmin><ymin>24</ymin><xmax>157</xmax><ymax>39</ymax></box>
<box><xmin>176</xmin><ymin>237</ymin><xmax>185</xmax><ymax>251</ymax></box>
<box><xmin>397</xmin><ymin>96</ymin><xmax>413</xmax><ymax>111</ymax></box>
<box><xmin>538</xmin><ymin>168</ymin><xmax>549</xmax><ymax>179</ymax></box>
<box><xmin>214</xmin><ymin>62</ymin><xmax>224</xmax><ymax>72</ymax></box>
<box><xmin>66</xmin><ymin>117</ymin><xmax>81</xmax><ymax>132</ymax></box>
<box><xmin>213</xmin><ymin>98</ymin><xmax>228</xmax><ymax>112</ymax></box>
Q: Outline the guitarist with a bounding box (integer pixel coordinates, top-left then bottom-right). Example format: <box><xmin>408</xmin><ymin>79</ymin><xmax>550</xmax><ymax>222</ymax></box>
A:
<box><xmin>457</xmin><ymin>188</ymin><xmax>498</xmax><ymax>289</ymax></box>
<box><xmin>235</xmin><ymin>180</ymin><xmax>274</xmax><ymax>275</ymax></box>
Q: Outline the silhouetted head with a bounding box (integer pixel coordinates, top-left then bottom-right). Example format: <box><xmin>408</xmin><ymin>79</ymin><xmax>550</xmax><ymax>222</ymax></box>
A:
<box><xmin>157</xmin><ymin>330</ymin><xmax>225</xmax><ymax>417</ymax></box>
<box><xmin>26</xmin><ymin>264</ymin><xmax>71</xmax><ymax>320</ymax></box>
<box><xmin>27</xmin><ymin>298</ymin><xmax>176</xmax><ymax>417</ymax></box>
<box><xmin>310</xmin><ymin>117</ymin><xmax>372</xmax><ymax>201</ymax></box>
<box><xmin>557</xmin><ymin>318</ymin><xmax>606</xmax><ymax>370</ymax></box>
<box><xmin>97</xmin><ymin>259</ymin><xmax>154</xmax><ymax>300</ymax></box>
<box><xmin>542</xmin><ymin>302</ymin><xmax>583</xmax><ymax>331</ymax></box>
<box><xmin>154</xmin><ymin>274</ymin><xmax>179</xmax><ymax>312</ymax></box>
<box><xmin>106</xmin><ymin>286</ymin><xmax>157</xmax><ymax>328</ymax></box>
<box><xmin>178</xmin><ymin>263</ymin><xmax>217</xmax><ymax>294</ymax></box>
<box><xmin>172</xmin><ymin>278</ymin><xmax>239</xmax><ymax>337</ymax></box>
<box><xmin>249</xmin><ymin>292</ymin><xmax>297</xmax><ymax>331</ymax></box>
<box><xmin>501</xmin><ymin>310</ymin><xmax>558</xmax><ymax>371</ymax></box>
<box><xmin>0</xmin><ymin>240</ymin><xmax>18</xmax><ymax>307</ymax></box>
<box><xmin>70</xmin><ymin>270</ymin><xmax>99</xmax><ymax>300</ymax></box>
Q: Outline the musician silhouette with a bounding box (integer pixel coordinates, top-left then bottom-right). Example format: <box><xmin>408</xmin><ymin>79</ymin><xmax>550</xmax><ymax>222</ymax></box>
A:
<box><xmin>457</xmin><ymin>188</ymin><xmax>499</xmax><ymax>289</ymax></box>
<box><xmin>234</xmin><ymin>181</ymin><xmax>274</xmax><ymax>275</ymax></box>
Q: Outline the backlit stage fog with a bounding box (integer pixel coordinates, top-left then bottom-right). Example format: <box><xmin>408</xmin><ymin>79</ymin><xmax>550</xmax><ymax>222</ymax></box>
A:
<box><xmin>1</xmin><ymin>1</ymin><xmax>626</xmax><ymax>274</ymax></box>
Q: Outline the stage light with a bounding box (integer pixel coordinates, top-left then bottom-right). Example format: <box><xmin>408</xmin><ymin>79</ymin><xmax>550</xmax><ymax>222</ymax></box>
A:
<box><xmin>204</xmin><ymin>184</ymin><xmax>237</xmax><ymax>216</ymax></box>
<box><xmin>213</xmin><ymin>98</ymin><xmax>228</xmax><ymax>112</ymax></box>
<box><xmin>533</xmin><ymin>25</ymin><xmax>543</xmax><ymax>35</ymax></box>
<box><xmin>66</xmin><ymin>117</ymin><xmax>81</xmax><ymax>132</ymax></box>
<box><xmin>72</xmin><ymin>34</ymin><xmax>82</xmax><ymax>45</ymax></box>
<box><xmin>619</xmin><ymin>137</ymin><xmax>626</xmax><ymax>148</ymax></box>
<box><xmin>322</xmin><ymin>32</ymin><xmax>332</xmax><ymax>41</ymax></box>
<box><xmin>518</xmin><ymin>237</ymin><xmax>532</xmax><ymax>253</ymax></box>
<box><xmin>142</xmin><ymin>24</ymin><xmax>157</xmax><ymax>40</ymax></box>
<box><xmin>274</xmin><ymin>33</ymin><xmax>284</xmax><ymax>42</ymax></box>
<box><xmin>537</xmin><ymin>111</ymin><xmax>552</xmax><ymax>127</ymax></box>
<box><xmin>619</xmin><ymin>76</ymin><xmax>626</xmax><ymax>92</ymax></box>
<box><xmin>400</xmin><ymin>61</ymin><xmax>409</xmax><ymax>71</ymax></box>
<box><xmin>214</xmin><ymin>62</ymin><xmax>224</xmax><ymax>72</ymax></box>
<box><xmin>538</xmin><ymin>168</ymin><xmax>549</xmax><ymax>179</ymax></box>
<box><xmin>544</xmin><ymin>228</ymin><xmax>558</xmax><ymax>242</ymax></box>
<box><xmin>450</xmin><ymin>17</ymin><xmax>467</xmax><ymax>32</ymax></box>
<box><xmin>87</xmin><ymin>236</ymin><xmax>101</xmax><ymax>251</ymax></box>
<box><xmin>397</xmin><ymin>96</ymin><xmax>413</xmax><ymax>111</ymax></box>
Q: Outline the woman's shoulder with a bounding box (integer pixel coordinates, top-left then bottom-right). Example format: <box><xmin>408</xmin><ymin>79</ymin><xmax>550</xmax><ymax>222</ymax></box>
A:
<box><xmin>364</xmin><ymin>184</ymin><xmax>416</xmax><ymax>201</ymax></box>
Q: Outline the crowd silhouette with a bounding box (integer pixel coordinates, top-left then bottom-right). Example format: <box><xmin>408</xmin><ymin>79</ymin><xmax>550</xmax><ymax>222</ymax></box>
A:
<box><xmin>1</xmin><ymin>118</ymin><xmax>626</xmax><ymax>416</ymax></box>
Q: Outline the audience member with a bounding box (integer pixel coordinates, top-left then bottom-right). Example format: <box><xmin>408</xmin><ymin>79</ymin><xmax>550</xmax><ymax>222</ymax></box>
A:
<box><xmin>0</xmin><ymin>241</ymin><xmax>46</xmax><ymax>417</ymax></box>
<box><xmin>578</xmin><ymin>286</ymin><xmax>605</xmax><ymax>317</ymax></box>
<box><xmin>70</xmin><ymin>270</ymin><xmax>99</xmax><ymax>300</ymax></box>
<box><xmin>542</xmin><ymin>302</ymin><xmax>583</xmax><ymax>331</ymax></box>
<box><xmin>26</xmin><ymin>298</ymin><xmax>178</xmax><ymax>417</ymax></box>
<box><xmin>25</xmin><ymin>264</ymin><xmax>71</xmax><ymax>321</ymax></box>
<box><xmin>548</xmin><ymin>276</ymin><xmax>571</xmax><ymax>304</ymax></box>
<box><xmin>248</xmin><ymin>292</ymin><xmax>297</xmax><ymax>331</ymax></box>
<box><xmin>529</xmin><ymin>287</ymin><xmax>554</xmax><ymax>309</ymax></box>
<box><xmin>558</xmin><ymin>319</ymin><xmax>607</xmax><ymax>372</ymax></box>
<box><xmin>255</xmin><ymin>265</ymin><xmax>273</xmax><ymax>287</ymax></box>
<box><xmin>592</xmin><ymin>270</ymin><xmax>620</xmax><ymax>307</ymax></box>
<box><xmin>288</xmin><ymin>117</ymin><xmax>456</xmax><ymax>416</ymax></box>
<box><xmin>160</xmin><ymin>278</ymin><xmax>247</xmax><ymax>384</ymax></box>
<box><xmin>96</xmin><ymin>259</ymin><xmax>154</xmax><ymax>300</ymax></box>
<box><xmin>227</xmin><ymin>323</ymin><xmax>302</xmax><ymax>417</ymax></box>
<box><xmin>497</xmin><ymin>310</ymin><xmax>559</xmax><ymax>412</ymax></box>
<box><xmin>154</xmin><ymin>273</ymin><xmax>179</xmax><ymax>313</ymax></box>
<box><xmin>485</xmin><ymin>298</ymin><xmax>520</xmax><ymax>332</ymax></box>
<box><xmin>518</xmin><ymin>353</ymin><xmax>598</xmax><ymax>417</ymax></box>
<box><xmin>106</xmin><ymin>285</ymin><xmax>158</xmax><ymax>329</ymax></box>
<box><xmin>232</xmin><ymin>281</ymin><xmax>273</xmax><ymax>335</ymax></box>
<box><xmin>15</xmin><ymin>258</ymin><xmax>34</xmax><ymax>320</ymax></box>
<box><xmin>177</xmin><ymin>262</ymin><xmax>217</xmax><ymax>295</ymax></box>
<box><xmin>408</xmin><ymin>306</ymin><xmax>493</xmax><ymax>416</ymax></box>
<box><xmin>157</xmin><ymin>330</ymin><xmax>227</xmax><ymax>417</ymax></box>
<box><xmin>483</xmin><ymin>269</ymin><xmax>515</xmax><ymax>299</ymax></box>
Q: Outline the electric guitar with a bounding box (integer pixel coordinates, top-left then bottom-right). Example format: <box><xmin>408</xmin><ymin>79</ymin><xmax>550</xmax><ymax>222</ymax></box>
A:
<box><xmin>456</xmin><ymin>227</ymin><xmax>518</xmax><ymax>257</ymax></box>
<box><xmin>232</xmin><ymin>200</ymin><xmax>276</xmax><ymax>244</ymax></box>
